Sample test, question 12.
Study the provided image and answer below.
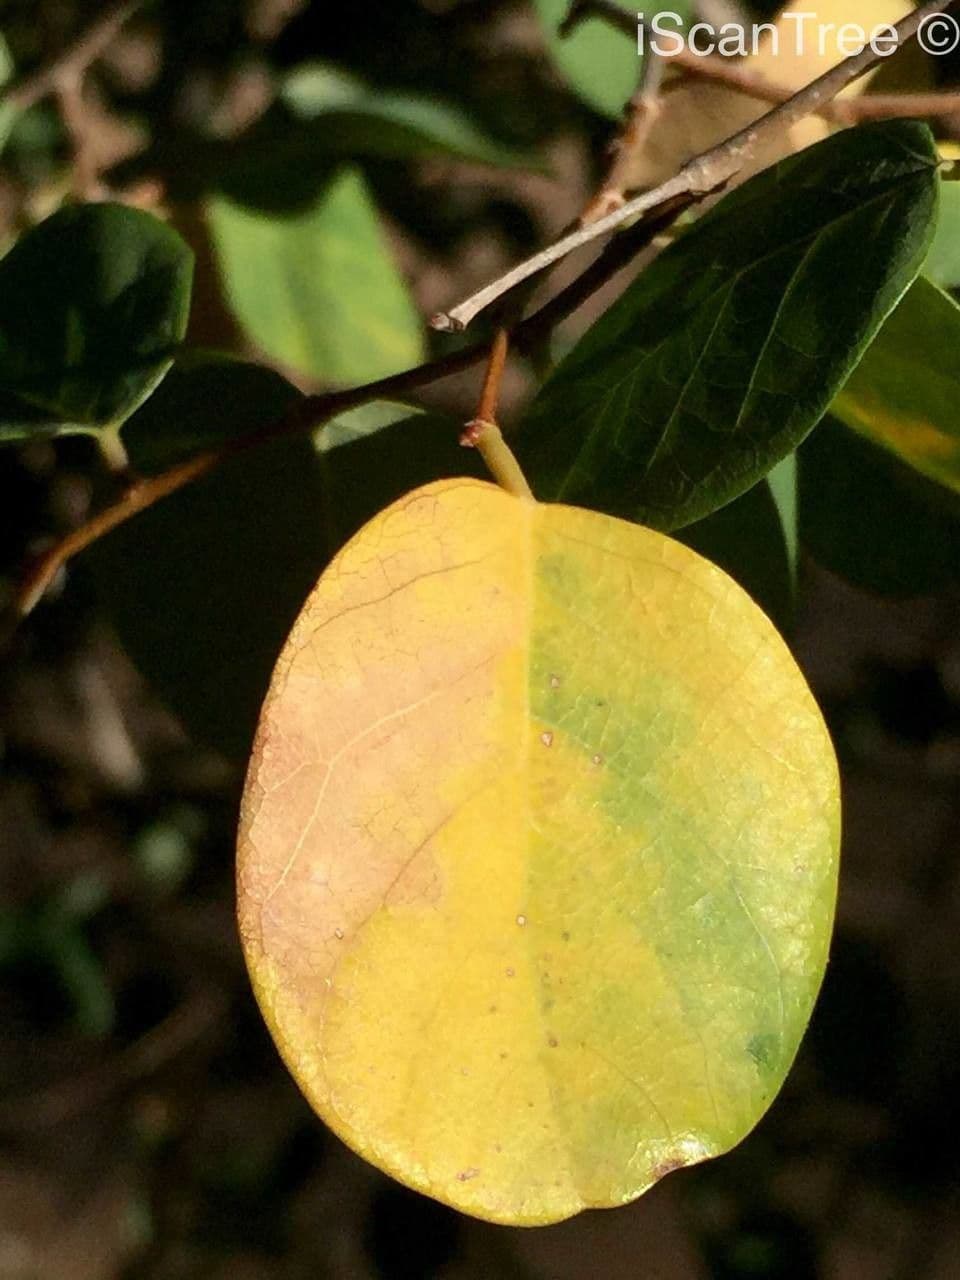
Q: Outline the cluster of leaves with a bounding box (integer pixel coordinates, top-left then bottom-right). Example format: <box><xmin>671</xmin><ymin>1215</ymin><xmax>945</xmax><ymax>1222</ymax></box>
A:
<box><xmin>4</xmin><ymin>1</ymin><xmax>960</xmax><ymax>1225</ymax></box>
<box><xmin>3</xmin><ymin>118</ymin><xmax>957</xmax><ymax>757</ymax></box>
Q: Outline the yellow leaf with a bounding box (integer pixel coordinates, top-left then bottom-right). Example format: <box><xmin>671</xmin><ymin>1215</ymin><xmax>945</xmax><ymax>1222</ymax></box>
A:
<box><xmin>628</xmin><ymin>0</ymin><xmax>912</xmax><ymax>191</ymax></box>
<box><xmin>237</xmin><ymin>479</ymin><xmax>840</xmax><ymax>1225</ymax></box>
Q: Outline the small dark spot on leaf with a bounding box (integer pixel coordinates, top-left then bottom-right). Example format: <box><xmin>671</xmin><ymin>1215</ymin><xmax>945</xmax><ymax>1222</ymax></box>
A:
<box><xmin>456</xmin><ymin>1168</ymin><xmax>479</xmax><ymax>1182</ymax></box>
<box><xmin>548</xmin><ymin>1036</ymin><xmax>559</xmax><ymax>1048</ymax></box>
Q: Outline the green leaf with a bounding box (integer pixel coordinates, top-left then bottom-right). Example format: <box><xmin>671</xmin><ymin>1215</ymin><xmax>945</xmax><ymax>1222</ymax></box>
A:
<box><xmin>832</xmin><ymin>275</ymin><xmax>960</xmax><ymax>496</ymax></box>
<box><xmin>280</xmin><ymin>62</ymin><xmax>531</xmax><ymax>168</ymax></box>
<box><xmin>532</xmin><ymin>0</ymin><xmax>640</xmax><ymax>118</ymax></box>
<box><xmin>923</xmin><ymin>175</ymin><xmax>960</xmax><ymax>289</ymax></box>
<box><xmin>517</xmin><ymin>121</ymin><xmax>939</xmax><ymax>530</ymax></box>
<box><xmin>799</xmin><ymin>416</ymin><xmax>960</xmax><ymax>596</ymax></box>
<box><xmin>207</xmin><ymin>168</ymin><xmax>425</xmax><ymax>386</ymax></box>
<box><xmin>86</xmin><ymin>359</ymin><xmax>481</xmax><ymax>757</ymax></box>
<box><xmin>0</xmin><ymin>203</ymin><xmax>193</xmax><ymax>442</ymax></box>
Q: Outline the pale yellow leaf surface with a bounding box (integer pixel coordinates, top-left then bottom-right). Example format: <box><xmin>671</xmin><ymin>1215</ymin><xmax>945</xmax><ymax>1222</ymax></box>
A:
<box><xmin>237</xmin><ymin>479</ymin><xmax>840</xmax><ymax>1225</ymax></box>
<box><xmin>628</xmin><ymin>0</ymin><xmax>912</xmax><ymax>191</ymax></box>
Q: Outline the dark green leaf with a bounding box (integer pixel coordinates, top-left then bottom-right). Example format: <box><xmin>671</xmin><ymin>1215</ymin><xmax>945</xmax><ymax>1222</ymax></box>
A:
<box><xmin>0</xmin><ymin>203</ymin><xmax>193</xmax><ymax>441</ymax></box>
<box><xmin>799</xmin><ymin>416</ymin><xmax>960</xmax><ymax>596</ymax></box>
<box><xmin>832</xmin><ymin>275</ymin><xmax>960</xmax><ymax>496</ymax></box>
<box><xmin>517</xmin><ymin>121</ymin><xmax>939</xmax><ymax>530</ymax></box>
<box><xmin>86</xmin><ymin>359</ymin><xmax>481</xmax><ymax>757</ymax></box>
<box><xmin>207</xmin><ymin>168</ymin><xmax>425</xmax><ymax>386</ymax></box>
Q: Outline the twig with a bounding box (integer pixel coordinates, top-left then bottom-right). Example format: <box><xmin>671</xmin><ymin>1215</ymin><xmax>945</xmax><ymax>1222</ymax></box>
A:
<box><xmin>433</xmin><ymin>0</ymin><xmax>955</xmax><ymax>332</ymax></box>
<box><xmin>564</xmin><ymin>0</ymin><xmax>960</xmax><ymax>124</ymax></box>
<box><xmin>580</xmin><ymin>28</ymin><xmax>666</xmax><ymax>225</ymax></box>
<box><xmin>470</xmin><ymin>327</ymin><xmax>510</xmax><ymax>428</ymax></box>
<box><xmin>7</xmin><ymin>203</ymin><xmax>685</xmax><ymax>630</ymax></box>
<box><xmin>0</xmin><ymin>0</ymin><xmax>145</xmax><ymax>114</ymax></box>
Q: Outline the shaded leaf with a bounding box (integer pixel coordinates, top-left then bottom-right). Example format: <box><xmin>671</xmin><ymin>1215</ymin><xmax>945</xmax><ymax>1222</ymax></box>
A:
<box><xmin>0</xmin><ymin>203</ymin><xmax>193</xmax><ymax>441</ymax></box>
<box><xmin>517</xmin><ymin>121</ymin><xmax>938</xmax><ymax>530</ymax></box>
<box><xmin>281</xmin><ymin>62</ymin><xmax>532</xmax><ymax>168</ymax></box>
<box><xmin>86</xmin><ymin>360</ymin><xmax>479</xmax><ymax>757</ymax></box>
<box><xmin>207</xmin><ymin>168</ymin><xmax>425</xmax><ymax>386</ymax></box>
<box><xmin>800</xmin><ymin>416</ymin><xmax>960</xmax><ymax>596</ymax></box>
<box><xmin>833</xmin><ymin>276</ymin><xmax>960</xmax><ymax>495</ymax></box>
<box><xmin>238</xmin><ymin>479</ymin><xmax>839</xmax><ymax>1225</ymax></box>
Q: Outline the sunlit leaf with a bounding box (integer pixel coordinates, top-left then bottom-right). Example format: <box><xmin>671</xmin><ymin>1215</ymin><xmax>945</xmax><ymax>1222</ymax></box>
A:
<box><xmin>924</xmin><ymin>177</ymin><xmax>960</xmax><ymax>288</ymax></box>
<box><xmin>207</xmin><ymin>168</ymin><xmax>424</xmax><ymax>385</ymax></box>
<box><xmin>238</xmin><ymin>479</ymin><xmax>840</xmax><ymax>1225</ymax></box>
<box><xmin>531</xmin><ymin>0</ymin><xmax>643</xmax><ymax>117</ymax></box>
<box><xmin>517</xmin><ymin>121</ymin><xmax>938</xmax><ymax>530</ymax></box>
<box><xmin>0</xmin><ymin>204</ymin><xmax>193</xmax><ymax>442</ymax></box>
<box><xmin>833</xmin><ymin>276</ymin><xmax>960</xmax><ymax>496</ymax></box>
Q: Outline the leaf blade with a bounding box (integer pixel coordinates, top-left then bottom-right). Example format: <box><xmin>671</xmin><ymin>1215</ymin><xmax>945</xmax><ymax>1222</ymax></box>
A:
<box><xmin>517</xmin><ymin>121</ymin><xmax>939</xmax><ymax>530</ymax></box>
<box><xmin>238</xmin><ymin>479</ymin><xmax>840</xmax><ymax>1224</ymax></box>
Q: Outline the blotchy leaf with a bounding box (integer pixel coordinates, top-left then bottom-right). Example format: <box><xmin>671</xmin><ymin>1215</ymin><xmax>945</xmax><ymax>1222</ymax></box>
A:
<box><xmin>833</xmin><ymin>276</ymin><xmax>960</xmax><ymax>496</ymax></box>
<box><xmin>0</xmin><ymin>203</ymin><xmax>193</xmax><ymax>440</ymax></box>
<box><xmin>207</xmin><ymin>168</ymin><xmax>424</xmax><ymax>385</ymax></box>
<box><xmin>517</xmin><ymin>121</ymin><xmax>938</xmax><ymax>530</ymax></box>
<box><xmin>238</xmin><ymin>479</ymin><xmax>840</xmax><ymax>1225</ymax></box>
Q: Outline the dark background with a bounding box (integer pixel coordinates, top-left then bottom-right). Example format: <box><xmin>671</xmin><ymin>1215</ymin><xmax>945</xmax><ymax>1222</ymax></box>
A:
<box><xmin>1</xmin><ymin>2</ymin><xmax>960</xmax><ymax>1277</ymax></box>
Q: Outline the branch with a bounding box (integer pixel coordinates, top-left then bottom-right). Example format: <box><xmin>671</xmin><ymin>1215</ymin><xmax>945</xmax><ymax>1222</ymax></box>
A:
<box><xmin>433</xmin><ymin>0</ymin><xmax>956</xmax><ymax>332</ymax></box>
<box><xmin>580</xmin><ymin>29</ymin><xmax>667</xmax><ymax>225</ymax></box>
<box><xmin>0</xmin><ymin>0</ymin><xmax>145</xmax><ymax>114</ymax></box>
<box><xmin>6</xmin><ymin>202</ymin><xmax>686</xmax><ymax>629</ymax></box>
<box><xmin>563</xmin><ymin>0</ymin><xmax>960</xmax><ymax>124</ymax></box>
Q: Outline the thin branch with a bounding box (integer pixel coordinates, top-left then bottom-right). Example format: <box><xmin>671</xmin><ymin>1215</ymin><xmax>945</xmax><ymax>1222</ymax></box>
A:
<box><xmin>564</xmin><ymin>0</ymin><xmax>960</xmax><ymax>124</ymax></box>
<box><xmin>471</xmin><ymin>328</ymin><xmax>510</xmax><ymax>427</ymax></box>
<box><xmin>434</xmin><ymin>0</ymin><xmax>955</xmax><ymax>332</ymax></box>
<box><xmin>581</xmin><ymin>30</ymin><xmax>666</xmax><ymax>225</ymax></box>
<box><xmin>7</xmin><ymin>204</ymin><xmax>686</xmax><ymax>630</ymax></box>
<box><xmin>0</xmin><ymin>0</ymin><xmax>145</xmax><ymax>114</ymax></box>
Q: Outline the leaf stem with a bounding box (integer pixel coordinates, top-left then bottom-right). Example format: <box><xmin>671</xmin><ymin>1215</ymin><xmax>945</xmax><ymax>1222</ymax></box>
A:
<box><xmin>462</xmin><ymin>419</ymin><xmax>534</xmax><ymax>501</ymax></box>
